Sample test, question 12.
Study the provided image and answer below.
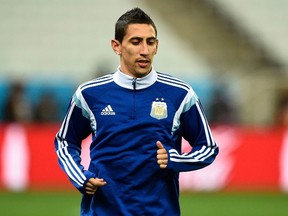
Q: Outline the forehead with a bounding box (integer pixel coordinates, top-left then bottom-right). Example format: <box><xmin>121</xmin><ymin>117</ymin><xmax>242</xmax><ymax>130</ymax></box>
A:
<box><xmin>124</xmin><ymin>24</ymin><xmax>157</xmax><ymax>40</ymax></box>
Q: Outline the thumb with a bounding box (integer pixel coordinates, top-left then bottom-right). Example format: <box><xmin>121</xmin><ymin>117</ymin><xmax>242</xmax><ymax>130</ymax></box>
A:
<box><xmin>156</xmin><ymin>141</ymin><xmax>164</xmax><ymax>149</ymax></box>
<box><xmin>89</xmin><ymin>178</ymin><xmax>107</xmax><ymax>186</ymax></box>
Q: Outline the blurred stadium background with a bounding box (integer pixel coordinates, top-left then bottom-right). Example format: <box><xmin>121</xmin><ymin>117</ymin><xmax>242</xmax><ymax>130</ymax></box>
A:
<box><xmin>0</xmin><ymin>0</ymin><xmax>288</xmax><ymax>215</ymax></box>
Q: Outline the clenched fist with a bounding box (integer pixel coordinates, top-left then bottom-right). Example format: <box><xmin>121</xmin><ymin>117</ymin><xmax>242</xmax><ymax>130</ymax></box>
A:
<box><xmin>156</xmin><ymin>141</ymin><xmax>168</xmax><ymax>169</ymax></box>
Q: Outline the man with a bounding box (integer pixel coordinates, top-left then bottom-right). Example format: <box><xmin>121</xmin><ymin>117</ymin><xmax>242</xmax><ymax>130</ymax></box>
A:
<box><xmin>55</xmin><ymin>7</ymin><xmax>219</xmax><ymax>215</ymax></box>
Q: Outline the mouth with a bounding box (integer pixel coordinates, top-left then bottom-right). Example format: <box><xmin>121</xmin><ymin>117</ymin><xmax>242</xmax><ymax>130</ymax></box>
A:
<box><xmin>136</xmin><ymin>59</ymin><xmax>150</xmax><ymax>68</ymax></box>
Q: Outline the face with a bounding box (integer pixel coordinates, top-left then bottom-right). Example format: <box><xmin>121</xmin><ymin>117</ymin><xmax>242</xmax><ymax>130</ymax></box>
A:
<box><xmin>111</xmin><ymin>24</ymin><xmax>158</xmax><ymax>78</ymax></box>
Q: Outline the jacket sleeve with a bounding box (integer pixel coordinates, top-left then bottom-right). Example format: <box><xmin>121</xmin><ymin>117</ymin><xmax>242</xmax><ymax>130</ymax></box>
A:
<box><xmin>166</xmin><ymin>89</ymin><xmax>219</xmax><ymax>172</ymax></box>
<box><xmin>54</xmin><ymin>93</ymin><xmax>96</xmax><ymax>193</ymax></box>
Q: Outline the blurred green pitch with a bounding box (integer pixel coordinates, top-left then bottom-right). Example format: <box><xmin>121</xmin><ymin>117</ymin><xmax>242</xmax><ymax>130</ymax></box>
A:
<box><xmin>0</xmin><ymin>191</ymin><xmax>287</xmax><ymax>216</ymax></box>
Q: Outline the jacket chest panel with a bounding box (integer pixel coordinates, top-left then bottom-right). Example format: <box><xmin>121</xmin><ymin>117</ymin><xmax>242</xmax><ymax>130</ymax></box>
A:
<box><xmin>90</xmin><ymin>91</ymin><xmax>176</xmax><ymax>131</ymax></box>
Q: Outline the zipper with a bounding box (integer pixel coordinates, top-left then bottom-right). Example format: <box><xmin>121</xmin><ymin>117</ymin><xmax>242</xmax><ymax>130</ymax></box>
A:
<box><xmin>132</xmin><ymin>78</ymin><xmax>136</xmax><ymax>90</ymax></box>
<box><xmin>131</xmin><ymin>78</ymin><xmax>136</xmax><ymax>119</ymax></box>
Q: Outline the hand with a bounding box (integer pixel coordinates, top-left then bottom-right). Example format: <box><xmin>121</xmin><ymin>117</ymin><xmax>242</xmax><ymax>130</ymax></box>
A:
<box><xmin>85</xmin><ymin>178</ymin><xmax>107</xmax><ymax>195</ymax></box>
<box><xmin>156</xmin><ymin>141</ymin><xmax>168</xmax><ymax>169</ymax></box>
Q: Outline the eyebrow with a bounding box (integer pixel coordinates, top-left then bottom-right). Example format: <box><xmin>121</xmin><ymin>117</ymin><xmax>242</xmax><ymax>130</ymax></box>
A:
<box><xmin>129</xmin><ymin>36</ymin><xmax>157</xmax><ymax>41</ymax></box>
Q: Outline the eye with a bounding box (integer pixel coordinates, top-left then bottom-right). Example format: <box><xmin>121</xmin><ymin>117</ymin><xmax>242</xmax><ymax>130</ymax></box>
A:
<box><xmin>131</xmin><ymin>40</ymin><xmax>141</xmax><ymax>45</ymax></box>
<box><xmin>147</xmin><ymin>39</ymin><xmax>157</xmax><ymax>46</ymax></box>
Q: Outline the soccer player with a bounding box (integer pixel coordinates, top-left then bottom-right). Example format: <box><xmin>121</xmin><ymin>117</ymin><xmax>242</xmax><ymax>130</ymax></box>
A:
<box><xmin>55</xmin><ymin>7</ymin><xmax>219</xmax><ymax>215</ymax></box>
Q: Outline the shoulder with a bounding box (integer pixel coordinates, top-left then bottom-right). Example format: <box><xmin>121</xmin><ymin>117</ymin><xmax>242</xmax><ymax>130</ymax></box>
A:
<box><xmin>73</xmin><ymin>73</ymin><xmax>114</xmax><ymax>101</ymax></box>
<box><xmin>156</xmin><ymin>71</ymin><xmax>192</xmax><ymax>92</ymax></box>
<box><xmin>78</xmin><ymin>73</ymin><xmax>114</xmax><ymax>92</ymax></box>
<box><xmin>156</xmin><ymin>71</ymin><xmax>199</xmax><ymax>102</ymax></box>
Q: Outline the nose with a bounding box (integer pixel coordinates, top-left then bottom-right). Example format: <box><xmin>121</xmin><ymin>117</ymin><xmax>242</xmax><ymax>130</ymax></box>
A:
<box><xmin>140</xmin><ymin>42</ymin><xmax>149</xmax><ymax>55</ymax></box>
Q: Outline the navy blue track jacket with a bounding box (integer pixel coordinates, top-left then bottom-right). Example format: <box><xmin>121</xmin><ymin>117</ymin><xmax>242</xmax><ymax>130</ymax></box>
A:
<box><xmin>55</xmin><ymin>67</ymin><xmax>219</xmax><ymax>215</ymax></box>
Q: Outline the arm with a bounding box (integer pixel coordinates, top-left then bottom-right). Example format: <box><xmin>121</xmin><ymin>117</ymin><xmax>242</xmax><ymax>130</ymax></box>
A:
<box><xmin>164</xmin><ymin>90</ymin><xmax>219</xmax><ymax>172</ymax></box>
<box><xmin>54</xmin><ymin>94</ymin><xmax>96</xmax><ymax>193</ymax></box>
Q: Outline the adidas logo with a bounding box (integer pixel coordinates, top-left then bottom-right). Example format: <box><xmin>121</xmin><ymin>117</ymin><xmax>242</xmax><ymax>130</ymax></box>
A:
<box><xmin>101</xmin><ymin>105</ymin><xmax>116</xmax><ymax>115</ymax></box>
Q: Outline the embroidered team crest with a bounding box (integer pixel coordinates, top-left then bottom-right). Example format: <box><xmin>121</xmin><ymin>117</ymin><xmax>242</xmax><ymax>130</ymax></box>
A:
<box><xmin>150</xmin><ymin>98</ymin><xmax>168</xmax><ymax>120</ymax></box>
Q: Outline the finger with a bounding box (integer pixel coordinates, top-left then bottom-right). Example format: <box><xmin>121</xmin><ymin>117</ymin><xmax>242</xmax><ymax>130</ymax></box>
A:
<box><xmin>85</xmin><ymin>185</ymin><xmax>97</xmax><ymax>195</ymax></box>
<box><xmin>157</xmin><ymin>148</ymin><xmax>167</xmax><ymax>155</ymax></box>
<box><xmin>89</xmin><ymin>178</ymin><xmax>107</xmax><ymax>187</ymax></box>
<box><xmin>86</xmin><ymin>181</ymin><xmax>98</xmax><ymax>189</ymax></box>
<box><xmin>158</xmin><ymin>159</ymin><xmax>168</xmax><ymax>169</ymax></box>
<box><xmin>89</xmin><ymin>178</ymin><xmax>104</xmax><ymax>184</ymax></box>
<box><xmin>86</xmin><ymin>182</ymin><xmax>96</xmax><ymax>188</ymax></box>
<box><xmin>85</xmin><ymin>189</ymin><xmax>96</xmax><ymax>195</ymax></box>
<box><xmin>85</xmin><ymin>186</ymin><xmax>97</xmax><ymax>192</ymax></box>
<box><xmin>157</xmin><ymin>154</ymin><xmax>168</xmax><ymax>159</ymax></box>
<box><xmin>157</xmin><ymin>159</ymin><xmax>168</xmax><ymax>165</ymax></box>
<box><xmin>85</xmin><ymin>178</ymin><xmax>107</xmax><ymax>195</ymax></box>
<box><xmin>85</xmin><ymin>182</ymin><xmax>98</xmax><ymax>191</ymax></box>
<box><xmin>156</xmin><ymin>141</ymin><xmax>164</xmax><ymax>149</ymax></box>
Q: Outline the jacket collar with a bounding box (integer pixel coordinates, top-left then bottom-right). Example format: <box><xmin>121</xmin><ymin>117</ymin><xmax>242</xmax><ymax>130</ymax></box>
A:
<box><xmin>113</xmin><ymin>66</ymin><xmax>157</xmax><ymax>90</ymax></box>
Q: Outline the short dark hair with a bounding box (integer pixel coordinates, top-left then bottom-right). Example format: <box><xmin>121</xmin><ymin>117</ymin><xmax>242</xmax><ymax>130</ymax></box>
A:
<box><xmin>115</xmin><ymin>7</ymin><xmax>157</xmax><ymax>43</ymax></box>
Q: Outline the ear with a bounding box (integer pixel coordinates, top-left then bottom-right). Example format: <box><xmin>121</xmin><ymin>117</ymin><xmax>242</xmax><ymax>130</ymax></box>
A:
<box><xmin>111</xmin><ymin>39</ymin><xmax>121</xmax><ymax>55</ymax></box>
